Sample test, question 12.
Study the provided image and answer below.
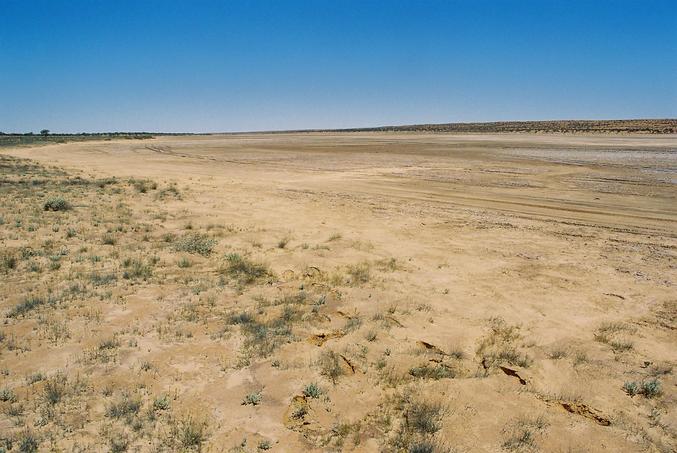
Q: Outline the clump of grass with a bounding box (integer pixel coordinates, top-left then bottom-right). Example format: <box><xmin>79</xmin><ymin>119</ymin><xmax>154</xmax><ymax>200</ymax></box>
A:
<box><xmin>302</xmin><ymin>383</ymin><xmax>323</xmax><ymax>399</ymax></box>
<box><xmin>393</xmin><ymin>397</ymin><xmax>444</xmax><ymax>452</ymax></box>
<box><xmin>1</xmin><ymin>252</ymin><xmax>17</xmax><ymax>271</ymax></box>
<box><xmin>16</xmin><ymin>430</ymin><xmax>39</xmax><ymax>453</ymax></box>
<box><xmin>8</xmin><ymin>296</ymin><xmax>48</xmax><ymax>318</ymax></box>
<box><xmin>153</xmin><ymin>395</ymin><xmax>171</xmax><ymax>411</ymax></box>
<box><xmin>102</xmin><ymin>233</ymin><xmax>117</xmax><ymax>245</ymax></box>
<box><xmin>26</xmin><ymin>373</ymin><xmax>45</xmax><ymax>385</ymax></box>
<box><xmin>476</xmin><ymin>317</ymin><xmax>531</xmax><ymax>370</ymax></box>
<box><xmin>346</xmin><ymin>262</ymin><xmax>371</xmax><ymax>286</ymax></box>
<box><xmin>90</xmin><ymin>272</ymin><xmax>117</xmax><ymax>286</ymax></box>
<box><xmin>624</xmin><ymin>379</ymin><xmax>661</xmax><ymax>398</ymax></box>
<box><xmin>43</xmin><ymin>373</ymin><xmax>67</xmax><ymax>405</ymax></box>
<box><xmin>594</xmin><ymin>322</ymin><xmax>635</xmax><ymax>353</ymax></box>
<box><xmin>242</xmin><ymin>390</ymin><xmax>262</xmax><ymax>406</ymax></box>
<box><xmin>129</xmin><ymin>178</ymin><xmax>157</xmax><ymax>193</ymax></box>
<box><xmin>0</xmin><ymin>388</ymin><xmax>16</xmax><ymax>402</ymax></box>
<box><xmin>229</xmin><ymin>308</ymin><xmax>297</xmax><ymax>357</ymax></box>
<box><xmin>43</xmin><ymin>196</ymin><xmax>70</xmax><ymax>211</ymax></box>
<box><xmin>122</xmin><ymin>258</ymin><xmax>152</xmax><ymax>280</ymax></box>
<box><xmin>277</xmin><ymin>236</ymin><xmax>290</xmax><ymax>249</ymax></box>
<box><xmin>222</xmin><ymin>253</ymin><xmax>270</xmax><ymax>284</ymax></box>
<box><xmin>501</xmin><ymin>416</ymin><xmax>548</xmax><ymax>451</ymax></box>
<box><xmin>409</xmin><ymin>363</ymin><xmax>456</xmax><ymax>380</ymax></box>
<box><xmin>106</xmin><ymin>393</ymin><xmax>141</xmax><ymax>418</ymax></box>
<box><xmin>173</xmin><ymin>233</ymin><xmax>216</xmax><ymax>256</ymax></box>
<box><xmin>173</xmin><ymin>417</ymin><xmax>206</xmax><ymax>449</ymax></box>
<box><xmin>319</xmin><ymin>350</ymin><xmax>345</xmax><ymax>384</ymax></box>
<box><xmin>177</xmin><ymin>257</ymin><xmax>192</xmax><ymax>268</ymax></box>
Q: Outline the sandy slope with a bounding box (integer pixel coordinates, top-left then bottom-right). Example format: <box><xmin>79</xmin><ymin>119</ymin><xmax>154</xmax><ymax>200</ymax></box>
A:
<box><xmin>1</xmin><ymin>133</ymin><xmax>675</xmax><ymax>452</ymax></box>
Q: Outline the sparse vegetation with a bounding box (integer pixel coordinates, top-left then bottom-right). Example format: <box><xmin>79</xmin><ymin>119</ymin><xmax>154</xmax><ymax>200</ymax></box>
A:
<box><xmin>624</xmin><ymin>379</ymin><xmax>662</xmax><ymax>398</ymax></box>
<box><xmin>43</xmin><ymin>196</ymin><xmax>70</xmax><ymax>211</ymax></box>
<box><xmin>221</xmin><ymin>253</ymin><xmax>270</xmax><ymax>284</ymax></box>
<box><xmin>242</xmin><ymin>391</ymin><xmax>262</xmax><ymax>406</ymax></box>
<box><xmin>173</xmin><ymin>233</ymin><xmax>217</xmax><ymax>256</ymax></box>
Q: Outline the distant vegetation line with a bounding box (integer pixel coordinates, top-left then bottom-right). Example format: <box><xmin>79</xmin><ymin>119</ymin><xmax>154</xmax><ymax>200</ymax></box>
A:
<box><xmin>1</xmin><ymin>119</ymin><xmax>675</xmax><ymax>147</ymax></box>
<box><xmin>261</xmin><ymin>119</ymin><xmax>677</xmax><ymax>135</ymax></box>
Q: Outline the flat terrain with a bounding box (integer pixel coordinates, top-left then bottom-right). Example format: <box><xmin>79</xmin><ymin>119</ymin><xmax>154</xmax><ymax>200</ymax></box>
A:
<box><xmin>0</xmin><ymin>133</ymin><xmax>675</xmax><ymax>452</ymax></box>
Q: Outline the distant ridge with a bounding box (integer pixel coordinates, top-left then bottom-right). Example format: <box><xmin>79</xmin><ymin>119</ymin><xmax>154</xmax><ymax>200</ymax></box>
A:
<box><xmin>258</xmin><ymin>119</ymin><xmax>677</xmax><ymax>135</ymax></box>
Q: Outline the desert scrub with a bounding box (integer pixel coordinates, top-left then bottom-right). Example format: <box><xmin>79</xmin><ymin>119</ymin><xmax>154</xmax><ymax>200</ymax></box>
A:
<box><xmin>8</xmin><ymin>295</ymin><xmax>49</xmax><ymax>318</ymax></box>
<box><xmin>302</xmin><ymin>383</ymin><xmax>323</xmax><ymax>399</ymax></box>
<box><xmin>594</xmin><ymin>322</ymin><xmax>635</xmax><ymax>353</ymax></box>
<box><xmin>129</xmin><ymin>178</ymin><xmax>157</xmax><ymax>193</ymax></box>
<box><xmin>169</xmin><ymin>417</ymin><xmax>207</xmax><ymax>450</ymax></box>
<box><xmin>242</xmin><ymin>390</ymin><xmax>262</xmax><ymax>406</ymax></box>
<box><xmin>476</xmin><ymin>317</ymin><xmax>531</xmax><ymax>370</ymax></box>
<box><xmin>221</xmin><ymin>253</ymin><xmax>270</xmax><ymax>284</ymax></box>
<box><xmin>319</xmin><ymin>350</ymin><xmax>345</xmax><ymax>384</ymax></box>
<box><xmin>122</xmin><ymin>258</ymin><xmax>153</xmax><ymax>280</ymax></box>
<box><xmin>392</xmin><ymin>396</ymin><xmax>445</xmax><ymax>451</ymax></box>
<box><xmin>501</xmin><ymin>415</ymin><xmax>548</xmax><ymax>451</ymax></box>
<box><xmin>346</xmin><ymin>262</ymin><xmax>371</xmax><ymax>285</ymax></box>
<box><xmin>1</xmin><ymin>252</ymin><xmax>17</xmax><ymax>271</ymax></box>
<box><xmin>173</xmin><ymin>232</ymin><xmax>216</xmax><ymax>256</ymax></box>
<box><xmin>43</xmin><ymin>196</ymin><xmax>71</xmax><ymax>211</ymax></box>
<box><xmin>0</xmin><ymin>388</ymin><xmax>16</xmax><ymax>402</ymax></box>
<box><xmin>623</xmin><ymin>379</ymin><xmax>661</xmax><ymax>398</ymax></box>
<box><xmin>409</xmin><ymin>363</ymin><xmax>456</xmax><ymax>380</ymax></box>
<box><xmin>106</xmin><ymin>393</ymin><xmax>142</xmax><ymax>418</ymax></box>
<box><xmin>229</xmin><ymin>308</ymin><xmax>297</xmax><ymax>357</ymax></box>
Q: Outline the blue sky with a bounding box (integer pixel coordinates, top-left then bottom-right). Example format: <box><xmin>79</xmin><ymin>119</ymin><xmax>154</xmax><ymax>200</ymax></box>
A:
<box><xmin>1</xmin><ymin>0</ymin><xmax>675</xmax><ymax>133</ymax></box>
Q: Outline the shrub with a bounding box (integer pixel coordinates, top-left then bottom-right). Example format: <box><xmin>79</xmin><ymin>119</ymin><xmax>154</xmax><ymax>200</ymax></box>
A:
<box><xmin>623</xmin><ymin>381</ymin><xmax>639</xmax><ymax>396</ymax></box>
<box><xmin>174</xmin><ymin>417</ymin><xmax>206</xmax><ymax>449</ymax></box>
<box><xmin>319</xmin><ymin>350</ymin><xmax>344</xmax><ymax>384</ymax></box>
<box><xmin>277</xmin><ymin>237</ymin><xmax>290</xmax><ymax>249</ymax></box>
<box><xmin>404</xmin><ymin>400</ymin><xmax>443</xmax><ymax>435</ymax></box>
<box><xmin>102</xmin><ymin>233</ymin><xmax>117</xmax><ymax>245</ymax></box>
<box><xmin>43</xmin><ymin>197</ymin><xmax>70</xmax><ymax>211</ymax></box>
<box><xmin>1</xmin><ymin>253</ymin><xmax>17</xmax><ymax>271</ymax></box>
<box><xmin>242</xmin><ymin>391</ymin><xmax>262</xmax><ymax>406</ymax></box>
<box><xmin>106</xmin><ymin>393</ymin><xmax>141</xmax><ymax>418</ymax></box>
<box><xmin>302</xmin><ymin>383</ymin><xmax>322</xmax><ymax>399</ymax></box>
<box><xmin>43</xmin><ymin>373</ymin><xmax>67</xmax><ymax>405</ymax></box>
<box><xmin>8</xmin><ymin>296</ymin><xmax>46</xmax><ymax>318</ymax></box>
<box><xmin>122</xmin><ymin>258</ymin><xmax>152</xmax><ymax>280</ymax></box>
<box><xmin>173</xmin><ymin>233</ymin><xmax>216</xmax><ymax>256</ymax></box>
<box><xmin>17</xmin><ymin>430</ymin><xmax>39</xmax><ymax>453</ymax></box>
<box><xmin>0</xmin><ymin>388</ymin><xmax>16</xmax><ymax>402</ymax></box>
<box><xmin>409</xmin><ymin>364</ymin><xmax>455</xmax><ymax>380</ymax></box>
<box><xmin>642</xmin><ymin>379</ymin><xmax>661</xmax><ymax>398</ymax></box>
<box><xmin>346</xmin><ymin>262</ymin><xmax>370</xmax><ymax>285</ymax></box>
<box><xmin>222</xmin><ymin>253</ymin><xmax>270</xmax><ymax>284</ymax></box>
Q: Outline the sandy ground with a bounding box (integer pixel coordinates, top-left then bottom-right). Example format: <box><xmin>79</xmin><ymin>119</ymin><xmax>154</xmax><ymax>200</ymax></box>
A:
<box><xmin>1</xmin><ymin>133</ymin><xmax>676</xmax><ymax>452</ymax></box>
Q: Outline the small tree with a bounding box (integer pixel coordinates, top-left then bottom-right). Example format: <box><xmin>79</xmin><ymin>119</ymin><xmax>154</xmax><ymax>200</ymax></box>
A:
<box><xmin>40</xmin><ymin>129</ymin><xmax>50</xmax><ymax>136</ymax></box>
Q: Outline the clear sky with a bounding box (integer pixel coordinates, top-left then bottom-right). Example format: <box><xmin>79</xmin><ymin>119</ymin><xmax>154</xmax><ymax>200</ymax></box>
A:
<box><xmin>1</xmin><ymin>0</ymin><xmax>675</xmax><ymax>133</ymax></box>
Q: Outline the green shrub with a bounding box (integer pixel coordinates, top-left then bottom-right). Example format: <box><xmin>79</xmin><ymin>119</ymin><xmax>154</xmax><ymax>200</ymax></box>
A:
<box><xmin>242</xmin><ymin>391</ymin><xmax>262</xmax><ymax>406</ymax></box>
<box><xmin>222</xmin><ymin>253</ymin><xmax>270</xmax><ymax>284</ymax></box>
<box><xmin>409</xmin><ymin>364</ymin><xmax>455</xmax><ymax>380</ymax></box>
<box><xmin>43</xmin><ymin>197</ymin><xmax>70</xmax><ymax>211</ymax></box>
<box><xmin>8</xmin><ymin>296</ymin><xmax>47</xmax><ymax>318</ymax></box>
<box><xmin>173</xmin><ymin>233</ymin><xmax>216</xmax><ymax>256</ymax></box>
<box><xmin>302</xmin><ymin>383</ymin><xmax>322</xmax><ymax>399</ymax></box>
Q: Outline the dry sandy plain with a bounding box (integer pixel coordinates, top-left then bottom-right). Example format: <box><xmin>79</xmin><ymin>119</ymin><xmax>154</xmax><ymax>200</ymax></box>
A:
<box><xmin>0</xmin><ymin>133</ymin><xmax>675</xmax><ymax>452</ymax></box>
